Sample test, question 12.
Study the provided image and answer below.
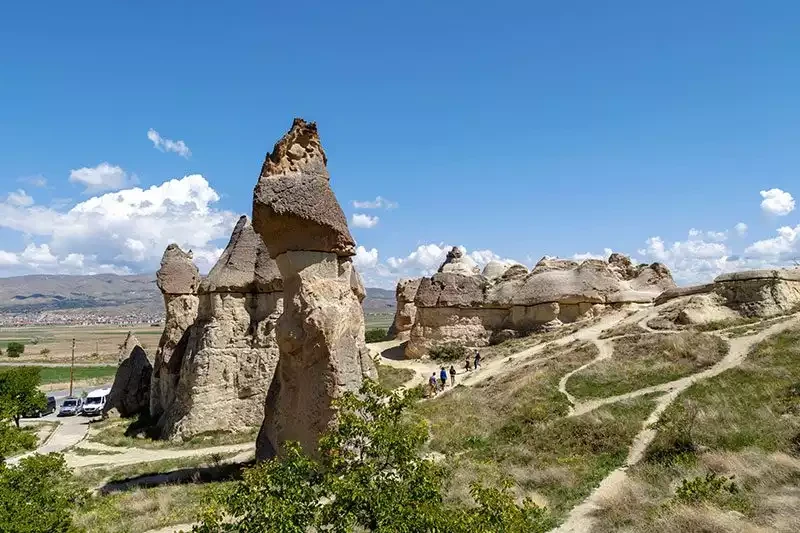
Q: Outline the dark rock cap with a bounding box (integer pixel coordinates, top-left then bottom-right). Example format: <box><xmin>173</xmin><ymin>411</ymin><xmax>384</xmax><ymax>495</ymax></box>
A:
<box><xmin>252</xmin><ymin>118</ymin><xmax>355</xmax><ymax>258</ymax></box>
<box><xmin>156</xmin><ymin>244</ymin><xmax>200</xmax><ymax>295</ymax></box>
<box><xmin>201</xmin><ymin>215</ymin><xmax>282</xmax><ymax>293</ymax></box>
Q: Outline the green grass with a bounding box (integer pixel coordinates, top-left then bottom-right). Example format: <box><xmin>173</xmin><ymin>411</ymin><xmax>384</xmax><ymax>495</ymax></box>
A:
<box><xmin>88</xmin><ymin>418</ymin><xmax>258</xmax><ymax>450</ymax></box>
<box><xmin>376</xmin><ymin>364</ymin><xmax>415</xmax><ymax>390</ymax></box>
<box><xmin>592</xmin><ymin>326</ymin><xmax>800</xmax><ymax>532</ymax></box>
<box><xmin>73</xmin><ymin>482</ymin><xmax>230</xmax><ymax>533</ymax></box>
<box><xmin>414</xmin><ymin>341</ymin><xmax>655</xmax><ymax>524</ymax></box>
<box><xmin>77</xmin><ymin>453</ymin><xmax>243</xmax><ymax>488</ymax></box>
<box><xmin>36</xmin><ymin>365</ymin><xmax>118</xmax><ymax>385</ymax></box>
<box><xmin>365</xmin><ymin>313</ymin><xmax>394</xmax><ymax>330</ymax></box>
<box><xmin>567</xmin><ymin>332</ymin><xmax>728</xmax><ymax>399</ymax></box>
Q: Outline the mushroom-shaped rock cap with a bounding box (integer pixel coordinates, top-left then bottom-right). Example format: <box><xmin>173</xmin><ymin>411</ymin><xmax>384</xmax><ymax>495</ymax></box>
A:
<box><xmin>201</xmin><ymin>215</ymin><xmax>282</xmax><ymax>293</ymax></box>
<box><xmin>438</xmin><ymin>246</ymin><xmax>480</xmax><ymax>275</ymax></box>
<box><xmin>156</xmin><ymin>244</ymin><xmax>200</xmax><ymax>295</ymax></box>
<box><xmin>252</xmin><ymin>118</ymin><xmax>355</xmax><ymax>258</ymax></box>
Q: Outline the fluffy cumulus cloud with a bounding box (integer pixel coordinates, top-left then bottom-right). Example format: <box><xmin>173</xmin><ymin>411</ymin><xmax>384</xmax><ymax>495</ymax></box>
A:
<box><xmin>147</xmin><ymin>129</ymin><xmax>192</xmax><ymax>158</ymax></box>
<box><xmin>0</xmin><ymin>174</ymin><xmax>237</xmax><ymax>276</ymax></box>
<box><xmin>735</xmin><ymin>222</ymin><xmax>748</xmax><ymax>237</ymax></box>
<box><xmin>760</xmin><ymin>188</ymin><xmax>795</xmax><ymax>216</ymax></box>
<box><xmin>351</xmin><ymin>213</ymin><xmax>379</xmax><ymax>228</ymax></box>
<box><xmin>69</xmin><ymin>162</ymin><xmax>134</xmax><ymax>193</ymax></box>
<box><xmin>352</xmin><ymin>196</ymin><xmax>398</xmax><ymax>209</ymax></box>
<box><xmin>354</xmin><ymin>245</ymin><xmax>379</xmax><ymax>269</ymax></box>
<box><xmin>572</xmin><ymin>248</ymin><xmax>614</xmax><ymax>261</ymax></box>
<box><xmin>744</xmin><ymin>225</ymin><xmax>799</xmax><ymax>258</ymax></box>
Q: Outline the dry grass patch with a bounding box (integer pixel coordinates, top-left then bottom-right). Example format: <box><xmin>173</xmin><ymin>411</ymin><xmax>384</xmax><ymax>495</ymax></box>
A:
<box><xmin>415</xmin><ymin>341</ymin><xmax>655</xmax><ymax>524</ymax></box>
<box><xmin>567</xmin><ymin>332</ymin><xmax>728</xmax><ymax>399</ymax></box>
<box><xmin>480</xmin><ymin>320</ymin><xmax>598</xmax><ymax>360</ymax></box>
<box><xmin>376</xmin><ymin>363</ymin><xmax>415</xmax><ymax>390</ymax></box>
<box><xmin>593</xmin><ymin>327</ymin><xmax>800</xmax><ymax>532</ymax></box>
<box><xmin>598</xmin><ymin>322</ymin><xmax>648</xmax><ymax>339</ymax></box>
<box><xmin>88</xmin><ymin>417</ymin><xmax>258</xmax><ymax>450</ymax></box>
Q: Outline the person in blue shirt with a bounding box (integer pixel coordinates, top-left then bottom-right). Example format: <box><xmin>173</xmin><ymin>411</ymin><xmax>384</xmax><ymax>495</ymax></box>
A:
<box><xmin>439</xmin><ymin>366</ymin><xmax>448</xmax><ymax>390</ymax></box>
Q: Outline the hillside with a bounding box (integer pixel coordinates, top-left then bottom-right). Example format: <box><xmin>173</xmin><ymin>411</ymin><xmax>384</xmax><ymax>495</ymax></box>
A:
<box><xmin>0</xmin><ymin>274</ymin><xmax>395</xmax><ymax>323</ymax></box>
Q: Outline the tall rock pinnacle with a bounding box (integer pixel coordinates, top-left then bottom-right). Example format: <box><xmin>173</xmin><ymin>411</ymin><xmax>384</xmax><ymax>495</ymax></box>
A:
<box><xmin>252</xmin><ymin>118</ymin><xmax>376</xmax><ymax>459</ymax></box>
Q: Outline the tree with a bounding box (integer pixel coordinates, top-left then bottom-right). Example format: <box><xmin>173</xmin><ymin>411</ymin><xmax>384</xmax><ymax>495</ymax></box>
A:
<box><xmin>0</xmin><ymin>421</ymin><xmax>37</xmax><ymax>460</ymax></box>
<box><xmin>195</xmin><ymin>380</ymin><xmax>549</xmax><ymax>532</ymax></box>
<box><xmin>0</xmin><ymin>367</ymin><xmax>46</xmax><ymax>427</ymax></box>
<box><xmin>6</xmin><ymin>342</ymin><xmax>25</xmax><ymax>358</ymax></box>
<box><xmin>0</xmin><ymin>453</ymin><xmax>86</xmax><ymax>533</ymax></box>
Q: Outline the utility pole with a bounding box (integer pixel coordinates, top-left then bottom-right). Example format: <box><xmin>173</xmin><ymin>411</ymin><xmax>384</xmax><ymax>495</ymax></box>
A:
<box><xmin>69</xmin><ymin>338</ymin><xmax>75</xmax><ymax>398</ymax></box>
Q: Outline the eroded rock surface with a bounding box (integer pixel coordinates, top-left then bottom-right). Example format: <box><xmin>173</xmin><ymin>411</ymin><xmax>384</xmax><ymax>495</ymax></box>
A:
<box><xmin>387</xmin><ymin>278</ymin><xmax>421</xmax><ymax>340</ymax></box>
<box><xmin>150</xmin><ymin>245</ymin><xmax>199</xmax><ymax>421</ymax></box>
<box><xmin>438</xmin><ymin>246</ymin><xmax>480</xmax><ymax>275</ymax></box>
<box><xmin>253</xmin><ymin>118</ymin><xmax>377</xmax><ymax>459</ymax></box>
<box><xmin>105</xmin><ymin>332</ymin><xmax>152</xmax><ymax>418</ymax></box>
<box><xmin>406</xmin><ymin>254</ymin><xmax>675</xmax><ymax>358</ymax></box>
<box><xmin>158</xmin><ymin>216</ymin><xmax>283</xmax><ymax>440</ymax></box>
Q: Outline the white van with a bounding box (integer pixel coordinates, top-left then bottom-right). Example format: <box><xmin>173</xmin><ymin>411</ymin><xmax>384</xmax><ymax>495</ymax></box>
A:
<box><xmin>81</xmin><ymin>387</ymin><xmax>112</xmax><ymax>416</ymax></box>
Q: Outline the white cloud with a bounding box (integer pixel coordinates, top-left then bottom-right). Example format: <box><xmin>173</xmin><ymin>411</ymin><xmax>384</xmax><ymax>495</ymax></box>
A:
<box><xmin>734</xmin><ymin>222</ymin><xmax>748</xmax><ymax>237</ymax></box>
<box><xmin>17</xmin><ymin>175</ymin><xmax>47</xmax><ymax>188</ymax></box>
<box><xmin>760</xmin><ymin>188</ymin><xmax>795</xmax><ymax>216</ymax></box>
<box><xmin>354</xmin><ymin>245</ymin><xmax>379</xmax><ymax>269</ymax></box>
<box><xmin>69</xmin><ymin>162</ymin><xmax>134</xmax><ymax>193</ymax></box>
<box><xmin>0</xmin><ymin>174</ymin><xmax>237</xmax><ymax>275</ymax></box>
<box><xmin>572</xmin><ymin>248</ymin><xmax>614</xmax><ymax>261</ymax></box>
<box><xmin>352</xmin><ymin>213</ymin><xmax>379</xmax><ymax>228</ymax></box>
<box><xmin>147</xmin><ymin>129</ymin><xmax>192</xmax><ymax>158</ymax></box>
<box><xmin>744</xmin><ymin>225</ymin><xmax>799</xmax><ymax>258</ymax></box>
<box><xmin>352</xmin><ymin>196</ymin><xmax>398</xmax><ymax>209</ymax></box>
<box><xmin>7</xmin><ymin>189</ymin><xmax>34</xmax><ymax>207</ymax></box>
<box><xmin>0</xmin><ymin>251</ymin><xmax>19</xmax><ymax>265</ymax></box>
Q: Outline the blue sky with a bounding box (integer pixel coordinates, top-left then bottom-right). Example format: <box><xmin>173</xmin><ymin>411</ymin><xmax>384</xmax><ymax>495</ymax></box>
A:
<box><xmin>1</xmin><ymin>1</ymin><xmax>799</xmax><ymax>288</ymax></box>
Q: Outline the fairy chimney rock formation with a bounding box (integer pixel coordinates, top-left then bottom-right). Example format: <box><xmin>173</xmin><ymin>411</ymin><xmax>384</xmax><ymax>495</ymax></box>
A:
<box><xmin>388</xmin><ymin>278</ymin><xmax>422</xmax><ymax>340</ymax></box>
<box><xmin>253</xmin><ymin>118</ymin><xmax>376</xmax><ymax>460</ymax></box>
<box><xmin>150</xmin><ymin>245</ymin><xmax>200</xmax><ymax>421</ymax></box>
<box><xmin>438</xmin><ymin>246</ymin><xmax>481</xmax><ymax>275</ymax></box>
<box><xmin>158</xmin><ymin>216</ymin><xmax>284</xmax><ymax>440</ymax></box>
<box><xmin>104</xmin><ymin>332</ymin><xmax>152</xmax><ymax>418</ymax></box>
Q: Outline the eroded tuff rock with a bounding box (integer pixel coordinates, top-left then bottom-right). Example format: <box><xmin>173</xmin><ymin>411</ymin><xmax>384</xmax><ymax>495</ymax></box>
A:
<box><xmin>652</xmin><ymin>268</ymin><xmax>800</xmax><ymax>327</ymax></box>
<box><xmin>387</xmin><ymin>278</ymin><xmax>421</xmax><ymax>341</ymax></box>
<box><xmin>158</xmin><ymin>216</ymin><xmax>283</xmax><ymax>440</ymax></box>
<box><xmin>150</xmin><ymin>245</ymin><xmax>199</xmax><ymax>421</ymax></box>
<box><xmin>438</xmin><ymin>246</ymin><xmax>480</xmax><ymax>275</ymax></box>
<box><xmin>104</xmin><ymin>332</ymin><xmax>152</xmax><ymax>418</ymax></box>
<box><xmin>253</xmin><ymin>118</ymin><xmax>377</xmax><ymax>460</ymax></box>
<box><xmin>405</xmin><ymin>254</ymin><xmax>675</xmax><ymax>358</ymax></box>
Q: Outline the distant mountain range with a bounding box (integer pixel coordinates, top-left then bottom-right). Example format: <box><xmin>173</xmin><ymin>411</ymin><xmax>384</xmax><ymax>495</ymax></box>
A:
<box><xmin>0</xmin><ymin>274</ymin><xmax>396</xmax><ymax>316</ymax></box>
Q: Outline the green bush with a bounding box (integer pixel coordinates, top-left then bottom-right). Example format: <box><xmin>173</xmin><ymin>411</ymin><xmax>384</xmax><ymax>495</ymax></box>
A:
<box><xmin>0</xmin><ymin>453</ymin><xmax>86</xmax><ymax>532</ymax></box>
<box><xmin>365</xmin><ymin>328</ymin><xmax>389</xmax><ymax>343</ymax></box>
<box><xmin>6</xmin><ymin>342</ymin><xmax>25</xmax><ymax>358</ymax></box>
<box><xmin>0</xmin><ymin>367</ymin><xmax>46</xmax><ymax>427</ymax></box>
<box><xmin>39</xmin><ymin>348</ymin><xmax>51</xmax><ymax>356</ymax></box>
<box><xmin>429</xmin><ymin>343</ymin><xmax>467</xmax><ymax>362</ymax></box>
<box><xmin>195</xmin><ymin>380</ymin><xmax>550</xmax><ymax>532</ymax></box>
<box><xmin>674</xmin><ymin>472</ymin><xmax>738</xmax><ymax>504</ymax></box>
<box><xmin>0</xmin><ymin>423</ymin><xmax>38</xmax><ymax>460</ymax></box>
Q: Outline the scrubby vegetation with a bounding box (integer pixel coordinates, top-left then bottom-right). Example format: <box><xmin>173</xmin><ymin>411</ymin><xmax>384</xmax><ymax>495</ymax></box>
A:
<box><xmin>6</xmin><ymin>341</ymin><xmax>25</xmax><ymax>358</ymax></box>
<box><xmin>196</xmin><ymin>380</ymin><xmax>549</xmax><ymax>532</ymax></box>
<box><xmin>567</xmin><ymin>332</ymin><xmax>728</xmax><ymax>398</ymax></box>
<box><xmin>593</xmin><ymin>327</ymin><xmax>800</xmax><ymax>532</ymax></box>
<box><xmin>429</xmin><ymin>342</ymin><xmax>467</xmax><ymax>362</ymax></box>
<box><xmin>415</xmin><ymin>341</ymin><xmax>656</xmax><ymax>524</ymax></box>
<box><xmin>598</xmin><ymin>322</ymin><xmax>648</xmax><ymax>339</ymax></box>
<box><xmin>88</xmin><ymin>416</ymin><xmax>258</xmax><ymax>450</ymax></box>
<box><xmin>365</xmin><ymin>328</ymin><xmax>389</xmax><ymax>343</ymax></box>
<box><xmin>376</xmin><ymin>363</ymin><xmax>415</xmax><ymax>390</ymax></box>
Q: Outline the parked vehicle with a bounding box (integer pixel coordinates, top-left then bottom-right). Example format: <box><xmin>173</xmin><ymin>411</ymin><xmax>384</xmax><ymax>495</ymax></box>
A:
<box><xmin>23</xmin><ymin>396</ymin><xmax>57</xmax><ymax>418</ymax></box>
<box><xmin>81</xmin><ymin>387</ymin><xmax>111</xmax><ymax>416</ymax></box>
<box><xmin>58</xmin><ymin>397</ymin><xmax>83</xmax><ymax>417</ymax></box>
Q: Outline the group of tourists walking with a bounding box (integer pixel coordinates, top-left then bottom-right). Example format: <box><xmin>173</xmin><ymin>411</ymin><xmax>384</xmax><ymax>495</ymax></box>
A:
<box><xmin>428</xmin><ymin>350</ymin><xmax>481</xmax><ymax>396</ymax></box>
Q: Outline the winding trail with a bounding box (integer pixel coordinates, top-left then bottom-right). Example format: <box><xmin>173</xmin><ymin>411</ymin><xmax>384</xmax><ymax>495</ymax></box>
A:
<box><xmin>557</xmin><ymin>338</ymin><xmax>613</xmax><ymax>415</ymax></box>
<box><xmin>552</xmin><ymin>315</ymin><xmax>800</xmax><ymax>533</ymax></box>
<box><xmin>66</xmin><ymin>441</ymin><xmax>254</xmax><ymax>469</ymax></box>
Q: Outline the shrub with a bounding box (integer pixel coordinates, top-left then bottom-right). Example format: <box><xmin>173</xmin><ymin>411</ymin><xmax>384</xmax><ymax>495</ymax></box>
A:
<box><xmin>0</xmin><ymin>453</ymin><xmax>86</xmax><ymax>532</ymax></box>
<box><xmin>6</xmin><ymin>342</ymin><xmax>25</xmax><ymax>358</ymax></box>
<box><xmin>646</xmin><ymin>402</ymin><xmax>699</xmax><ymax>465</ymax></box>
<box><xmin>365</xmin><ymin>328</ymin><xmax>389</xmax><ymax>343</ymax></box>
<box><xmin>673</xmin><ymin>472</ymin><xmax>738</xmax><ymax>504</ymax></box>
<box><xmin>39</xmin><ymin>348</ymin><xmax>51</xmax><ymax>356</ymax></box>
<box><xmin>0</xmin><ymin>423</ymin><xmax>38</xmax><ymax>460</ymax></box>
<box><xmin>0</xmin><ymin>367</ymin><xmax>46</xmax><ymax>427</ymax></box>
<box><xmin>429</xmin><ymin>343</ymin><xmax>467</xmax><ymax>362</ymax></box>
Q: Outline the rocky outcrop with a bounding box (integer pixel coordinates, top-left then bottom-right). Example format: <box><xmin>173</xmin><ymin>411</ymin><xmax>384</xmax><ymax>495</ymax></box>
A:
<box><xmin>158</xmin><ymin>216</ymin><xmax>283</xmax><ymax>440</ymax></box>
<box><xmin>104</xmin><ymin>332</ymin><xmax>152</xmax><ymax>418</ymax></box>
<box><xmin>438</xmin><ymin>246</ymin><xmax>480</xmax><ymax>275</ymax></box>
<box><xmin>253</xmin><ymin>118</ymin><xmax>377</xmax><ymax>460</ymax></box>
<box><xmin>406</xmin><ymin>255</ymin><xmax>675</xmax><ymax>358</ymax></box>
<box><xmin>150</xmin><ymin>245</ymin><xmax>199</xmax><ymax>421</ymax></box>
<box><xmin>482</xmin><ymin>261</ymin><xmax>511</xmax><ymax>280</ymax></box>
<box><xmin>387</xmin><ymin>278</ymin><xmax>421</xmax><ymax>341</ymax></box>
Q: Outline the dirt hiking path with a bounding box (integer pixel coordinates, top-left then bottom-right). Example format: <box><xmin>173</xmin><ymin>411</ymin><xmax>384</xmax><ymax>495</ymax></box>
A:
<box><xmin>552</xmin><ymin>315</ymin><xmax>800</xmax><ymax>533</ymax></box>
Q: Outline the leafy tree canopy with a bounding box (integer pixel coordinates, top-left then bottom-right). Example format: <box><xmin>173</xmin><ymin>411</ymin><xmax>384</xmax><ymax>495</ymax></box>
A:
<box><xmin>0</xmin><ymin>366</ymin><xmax>46</xmax><ymax>427</ymax></box>
<box><xmin>196</xmin><ymin>380</ymin><xmax>550</xmax><ymax>532</ymax></box>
